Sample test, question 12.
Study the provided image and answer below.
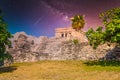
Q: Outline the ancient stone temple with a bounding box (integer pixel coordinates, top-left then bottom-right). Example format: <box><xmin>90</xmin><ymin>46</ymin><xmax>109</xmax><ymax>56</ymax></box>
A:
<box><xmin>55</xmin><ymin>27</ymin><xmax>72</xmax><ymax>38</ymax></box>
<box><xmin>55</xmin><ymin>27</ymin><xmax>88</xmax><ymax>42</ymax></box>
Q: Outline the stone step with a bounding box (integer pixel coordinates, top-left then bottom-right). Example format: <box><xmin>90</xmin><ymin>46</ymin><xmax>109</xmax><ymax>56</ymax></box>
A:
<box><xmin>113</xmin><ymin>50</ymin><xmax>120</xmax><ymax>52</ymax></box>
<box><xmin>111</xmin><ymin>53</ymin><xmax>120</xmax><ymax>57</ymax></box>
<box><xmin>114</xmin><ymin>49</ymin><xmax>120</xmax><ymax>51</ymax></box>
<box><xmin>113</xmin><ymin>49</ymin><xmax>120</xmax><ymax>51</ymax></box>
<box><xmin>114</xmin><ymin>51</ymin><xmax>120</xmax><ymax>53</ymax></box>
<box><xmin>113</xmin><ymin>52</ymin><xmax>120</xmax><ymax>54</ymax></box>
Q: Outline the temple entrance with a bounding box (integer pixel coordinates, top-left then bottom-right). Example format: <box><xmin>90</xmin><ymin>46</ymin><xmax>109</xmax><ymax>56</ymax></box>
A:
<box><xmin>55</xmin><ymin>27</ymin><xmax>73</xmax><ymax>38</ymax></box>
<box><xmin>61</xmin><ymin>33</ymin><xmax>71</xmax><ymax>38</ymax></box>
<box><xmin>61</xmin><ymin>33</ymin><xmax>64</xmax><ymax>38</ymax></box>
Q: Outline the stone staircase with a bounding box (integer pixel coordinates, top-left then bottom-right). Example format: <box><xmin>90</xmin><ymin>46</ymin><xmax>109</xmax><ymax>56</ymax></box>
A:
<box><xmin>104</xmin><ymin>45</ymin><xmax>120</xmax><ymax>60</ymax></box>
<box><xmin>112</xmin><ymin>46</ymin><xmax>120</xmax><ymax>60</ymax></box>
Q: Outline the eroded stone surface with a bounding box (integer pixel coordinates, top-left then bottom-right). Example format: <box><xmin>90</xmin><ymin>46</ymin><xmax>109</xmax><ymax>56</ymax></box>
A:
<box><xmin>7</xmin><ymin>32</ymin><xmax>120</xmax><ymax>62</ymax></box>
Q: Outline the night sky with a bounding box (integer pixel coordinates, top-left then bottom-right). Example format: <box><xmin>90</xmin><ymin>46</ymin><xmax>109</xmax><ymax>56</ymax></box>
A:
<box><xmin>0</xmin><ymin>0</ymin><xmax>120</xmax><ymax>37</ymax></box>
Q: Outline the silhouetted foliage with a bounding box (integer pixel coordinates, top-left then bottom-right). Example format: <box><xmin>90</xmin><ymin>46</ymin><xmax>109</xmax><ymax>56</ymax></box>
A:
<box><xmin>0</xmin><ymin>9</ymin><xmax>13</xmax><ymax>66</ymax></box>
<box><xmin>0</xmin><ymin>66</ymin><xmax>17</xmax><ymax>73</ymax></box>
<box><xmin>84</xmin><ymin>60</ymin><xmax>120</xmax><ymax>66</ymax></box>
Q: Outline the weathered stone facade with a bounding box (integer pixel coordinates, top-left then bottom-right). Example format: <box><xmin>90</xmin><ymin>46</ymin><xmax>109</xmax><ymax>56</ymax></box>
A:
<box><xmin>55</xmin><ymin>27</ymin><xmax>88</xmax><ymax>42</ymax></box>
<box><xmin>55</xmin><ymin>27</ymin><xmax>72</xmax><ymax>38</ymax></box>
<box><xmin>7</xmin><ymin>32</ymin><xmax>120</xmax><ymax>63</ymax></box>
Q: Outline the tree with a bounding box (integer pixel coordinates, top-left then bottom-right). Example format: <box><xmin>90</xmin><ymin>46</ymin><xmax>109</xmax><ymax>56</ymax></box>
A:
<box><xmin>0</xmin><ymin>9</ymin><xmax>12</xmax><ymax>66</ymax></box>
<box><xmin>86</xmin><ymin>8</ymin><xmax>120</xmax><ymax>49</ymax></box>
<box><xmin>71</xmin><ymin>15</ymin><xmax>85</xmax><ymax>31</ymax></box>
<box><xmin>86</xmin><ymin>27</ymin><xmax>105</xmax><ymax>49</ymax></box>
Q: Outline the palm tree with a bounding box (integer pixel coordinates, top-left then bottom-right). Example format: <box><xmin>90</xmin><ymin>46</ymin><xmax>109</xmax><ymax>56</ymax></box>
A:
<box><xmin>71</xmin><ymin>15</ymin><xmax>85</xmax><ymax>31</ymax></box>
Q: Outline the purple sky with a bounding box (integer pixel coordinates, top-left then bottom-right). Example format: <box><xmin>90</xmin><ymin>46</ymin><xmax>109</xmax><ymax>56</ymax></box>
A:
<box><xmin>0</xmin><ymin>0</ymin><xmax>120</xmax><ymax>37</ymax></box>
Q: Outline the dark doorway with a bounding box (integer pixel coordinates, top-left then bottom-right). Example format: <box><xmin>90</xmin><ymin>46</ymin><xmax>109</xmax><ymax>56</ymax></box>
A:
<box><xmin>61</xmin><ymin>33</ymin><xmax>64</xmax><ymax>37</ymax></box>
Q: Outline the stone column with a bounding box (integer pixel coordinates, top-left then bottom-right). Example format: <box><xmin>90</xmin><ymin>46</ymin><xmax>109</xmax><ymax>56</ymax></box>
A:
<box><xmin>65</xmin><ymin>33</ymin><xmax>67</xmax><ymax>37</ymax></box>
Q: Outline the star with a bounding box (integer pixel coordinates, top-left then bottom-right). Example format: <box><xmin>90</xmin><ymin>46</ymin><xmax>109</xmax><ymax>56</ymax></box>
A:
<box><xmin>63</xmin><ymin>15</ymin><xmax>69</xmax><ymax>22</ymax></box>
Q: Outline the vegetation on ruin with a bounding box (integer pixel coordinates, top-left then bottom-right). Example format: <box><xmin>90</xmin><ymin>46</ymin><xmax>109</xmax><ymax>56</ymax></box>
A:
<box><xmin>72</xmin><ymin>39</ymin><xmax>79</xmax><ymax>44</ymax></box>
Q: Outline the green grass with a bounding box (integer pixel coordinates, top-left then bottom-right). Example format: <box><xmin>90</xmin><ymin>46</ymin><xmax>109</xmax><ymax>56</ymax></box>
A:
<box><xmin>0</xmin><ymin>60</ymin><xmax>120</xmax><ymax>80</ymax></box>
<box><xmin>84</xmin><ymin>60</ymin><xmax>120</xmax><ymax>71</ymax></box>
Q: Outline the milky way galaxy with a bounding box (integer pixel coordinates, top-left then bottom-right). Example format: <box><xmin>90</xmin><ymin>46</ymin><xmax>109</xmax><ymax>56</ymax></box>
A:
<box><xmin>0</xmin><ymin>0</ymin><xmax>120</xmax><ymax>37</ymax></box>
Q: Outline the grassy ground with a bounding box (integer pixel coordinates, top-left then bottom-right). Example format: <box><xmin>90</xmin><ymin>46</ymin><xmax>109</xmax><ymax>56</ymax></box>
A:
<box><xmin>0</xmin><ymin>60</ymin><xmax>120</xmax><ymax>80</ymax></box>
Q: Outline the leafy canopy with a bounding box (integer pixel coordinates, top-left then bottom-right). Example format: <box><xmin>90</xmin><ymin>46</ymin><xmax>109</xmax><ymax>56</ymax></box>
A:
<box><xmin>86</xmin><ymin>8</ymin><xmax>120</xmax><ymax>49</ymax></box>
<box><xmin>71</xmin><ymin>15</ymin><xmax>85</xmax><ymax>31</ymax></box>
<box><xmin>0</xmin><ymin>9</ymin><xmax>12</xmax><ymax>66</ymax></box>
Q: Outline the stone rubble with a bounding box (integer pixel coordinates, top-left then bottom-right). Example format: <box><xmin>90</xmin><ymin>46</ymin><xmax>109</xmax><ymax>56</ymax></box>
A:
<box><xmin>7</xmin><ymin>32</ymin><xmax>120</xmax><ymax>62</ymax></box>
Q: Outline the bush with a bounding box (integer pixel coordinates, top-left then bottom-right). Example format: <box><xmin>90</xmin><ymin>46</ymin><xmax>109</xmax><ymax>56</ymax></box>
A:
<box><xmin>72</xmin><ymin>39</ymin><xmax>79</xmax><ymax>44</ymax></box>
